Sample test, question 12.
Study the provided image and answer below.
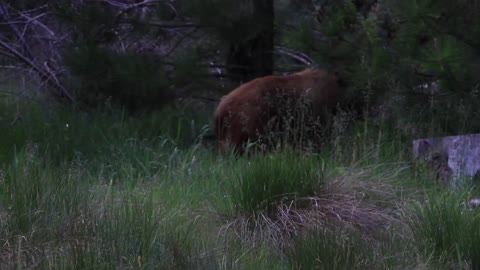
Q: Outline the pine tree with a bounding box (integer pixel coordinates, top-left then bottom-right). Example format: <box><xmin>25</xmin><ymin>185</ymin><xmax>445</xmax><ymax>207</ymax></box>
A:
<box><xmin>280</xmin><ymin>0</ymin><xmax>480</xmax><ymax>133</ymax></box>
<box><xmin>180</xmin><ymin>0</ymin><xmax>274</xmax><ymax>82</ymax></box>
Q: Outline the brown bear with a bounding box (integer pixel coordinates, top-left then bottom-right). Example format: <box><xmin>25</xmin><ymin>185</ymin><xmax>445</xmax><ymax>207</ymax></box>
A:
<box><xmin>214</xmin><ymin>68</ymin><xmax>343</xmax><ymax>153</ymax></box>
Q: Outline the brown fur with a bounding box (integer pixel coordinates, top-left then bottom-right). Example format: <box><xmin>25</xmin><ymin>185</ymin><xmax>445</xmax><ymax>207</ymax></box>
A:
<box><xmin>214</xmin><ymin>68</ymin><xmax>343</xmax><ymax>152</ymax></box>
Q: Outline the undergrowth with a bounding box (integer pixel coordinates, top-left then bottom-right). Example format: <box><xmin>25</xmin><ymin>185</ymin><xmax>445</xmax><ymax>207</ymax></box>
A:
<box><xmin>0</xmin><ymin>95</ymin><xmax>477</xmax><ymax>269</ymax></box>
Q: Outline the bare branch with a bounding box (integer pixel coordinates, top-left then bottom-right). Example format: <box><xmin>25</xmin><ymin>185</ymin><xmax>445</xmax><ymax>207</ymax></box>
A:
<box><xmin>103</xmin><ymin>0</ymin><xmax>159</xmax><ymax>10</ymax></box>
<box><xmin>128</xmin><ymin>21</ymin><xmax>201</xmax><ymax>28</ymax></box>
<box><xmin>0</xmin><ymin>3</ymin><xmax>34</xmax><ymax>59</ymax></box>
<box><xmin>17</xmin><ymin>4</ymin><xmax>48</xmax><ymax>15</ymax></box>
<box><xmin>103</xmin><ymin>0</ymin><xmax>156</xmax><ymax>9</ymax></box>
<box><xmin>0</xmin><ymin>49</ymin><xmax>16</xmax><ymax>60</ymax></box>
<box><xmin>0</xmin><ymin>39</ymin><xmax>73</xmax><ymax>102</ymax></box>
<box><xmin>103</xmin><ymin>0</ymin><xmax>163</xmax><ymax>19</ymax></box>
<box><xmin>274</xmin><ymin>46</ymin><xmax>317</xmax><ymax>66</ymax></box>
<box><xmin>19</xmin><ymin>12</ymin><xmax>55</xmax><ymax>37</ymax></box>
<box><xmin>0</xmin><ymin>65</ymin><xmax>31</xmax><ymax>71</ymax></box>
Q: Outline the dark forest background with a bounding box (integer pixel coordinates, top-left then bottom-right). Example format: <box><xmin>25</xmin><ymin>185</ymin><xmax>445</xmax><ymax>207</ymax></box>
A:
<box><xmin>2</xmin><ymin>0</ymin><xmax>480</xmax><ymax>135</ymax></box>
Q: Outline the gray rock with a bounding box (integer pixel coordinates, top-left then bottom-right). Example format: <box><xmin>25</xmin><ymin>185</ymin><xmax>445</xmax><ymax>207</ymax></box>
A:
<box><xmin>413</xmin><ymin>134</ymin><xmax>480</xmax><ymax>187</ymax></box>
<box><xmin>467</xmin><ymin>198</ymin><xmax>480</xmax><ymax>208</ymax></box>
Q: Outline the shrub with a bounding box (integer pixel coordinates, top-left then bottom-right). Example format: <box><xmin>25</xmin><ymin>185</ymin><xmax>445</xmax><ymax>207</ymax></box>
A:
<box><xmin>63</xmin><ymin>45</ymin><xmax>171</xmax><ymax>112</ymax></box>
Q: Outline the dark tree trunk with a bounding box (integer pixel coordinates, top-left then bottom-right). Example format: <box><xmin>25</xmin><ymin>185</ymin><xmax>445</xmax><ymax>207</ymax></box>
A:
<box><xmin>226</xmin><ymin>0</ymin><xmax>274</xmax><ymax>82</ymax></box>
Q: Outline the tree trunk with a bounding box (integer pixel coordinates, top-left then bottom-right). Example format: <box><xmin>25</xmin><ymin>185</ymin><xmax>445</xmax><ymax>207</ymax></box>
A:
<box><xmin>226</xmin><ymin>0</ymin><xmax>274</xmax><ymax>82</ymax></box>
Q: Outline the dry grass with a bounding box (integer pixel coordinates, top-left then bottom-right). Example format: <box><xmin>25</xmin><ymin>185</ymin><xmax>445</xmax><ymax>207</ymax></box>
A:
<box><xmin>219</xmin><ymin>162</ymin><xmax>413</xmax><ymax>251</ymax></box>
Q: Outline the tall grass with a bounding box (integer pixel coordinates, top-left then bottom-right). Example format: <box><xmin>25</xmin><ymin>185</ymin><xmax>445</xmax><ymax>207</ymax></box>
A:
<box><xmin>0</xmin><ymin>96</ymin><xmax>220</xmax><ymax>268</ymax></box>
<box><xmin>228</xmin><ymin>150</ymin><xmax>325</xmax><ymax>215</ymax></box>
<box><xmin>47</xmin><ymin>194</ymin><xmax>209</xmax><ymax>270</ymax></box>
<box><xmin>288</xmin><ymin>225</ymin><xmax>375</xmax><ymax>269</ymax></box>
<box><xmin>2</xmin><ymin>89</ymin><xmax>478</xmax><ymax>269</ymax></box>
<box><xmin>0</xmin><ymin>96</ymin><xmax>211</xmax><ymax>165</ymax></box>
<box><xmin>406</xmin><ymin>189</ymin><xmax>480</xmax><ymax>268</ymax></box>
<box><xmin>3</xmin><ymin>147</ymin><xmax>90</xmax><ymax>241</ymax></box>
<box><xmin>0</xmin><ymin>147</ymin><xmax>217</xmax><ymax>269</ymax></box>
<box><xmin>219</xmin><ymin>143</ymin><xmax>412</xmax><ymax>258</ymax></box>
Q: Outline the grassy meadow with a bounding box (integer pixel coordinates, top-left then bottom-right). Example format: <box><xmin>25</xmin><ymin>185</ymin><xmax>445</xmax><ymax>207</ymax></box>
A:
<box><xmin>1</xmin><ymin>91</ymin><xmax>480</xmax><ymax>269</ymax></box>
